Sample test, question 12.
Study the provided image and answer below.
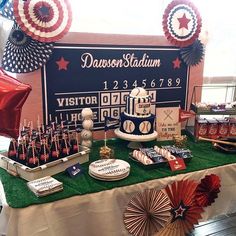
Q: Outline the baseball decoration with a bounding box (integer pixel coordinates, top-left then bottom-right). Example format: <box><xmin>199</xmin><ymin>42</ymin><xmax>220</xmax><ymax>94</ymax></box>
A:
<box><xmin>81</xmin><ymin>108</ymin><xmax>93</xmax><ymax>120</ymax></box>
<box><xmin>2</xmin><ymin>22</ymin><xmax>54</xmax><ymax>73</ymax></box>
<box><xmin>80</xmin><ymin>129</ymin><xmax>92</xmax><ymax>140</ymax></box>
<box><xmin>124</xmin><ymin>189</ymin><xmax>171</xmax><ymax>236</ymax></box>
<box><xmin>81</xmin><ymin>139</ymin><xmax>92</xmax><ymax>148</ymax></box>
<box><xmin>123</xmin><ymin>120</ymin><xmax>135</xmax><ymax>133</ymax></box>
<box><xmin>130</xmin><ymin>87</ymin><xmax>147</xmax><ymax>97</ymax></box>
<box><xmin>162</xmin><ymin>0</ymin><xmax>202</xmax><ymax>47</ymax></box>
<box><xmin>82</xmin><ymin>119</ymin><xmax>94</xmax><ymax>130</ymax></box>
<box><xmin>80</xmin><ymin>108</ymin><xmax>93</xmax><ymax>148</ymax></box>
<box><xmin>139</xmin><ymin>121</ymin><xmax>151</xmax><ymax>134</ymax></box>
<box><xmin>13</xmin><ymin>0</ymin><xmax>72</xmax><ymax>43</ymax></box>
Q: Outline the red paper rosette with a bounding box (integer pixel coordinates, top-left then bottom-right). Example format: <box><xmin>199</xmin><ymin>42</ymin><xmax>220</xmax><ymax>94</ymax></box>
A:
<box><xmin>124</xmin><ymin>189</ymin><xmax>171</xmax><ymax>236</ymax></box>
<box><xmin>195</xmin><ymin>174</ymin><xmax>221</xmax><ymax>207</ymax></box>
<box><xmin>162</xmin><ymin>0</ymin><xmax>202</xmax><ymax>47</ymax></box>
<box><xmin>158</xmin><ymin>179</ymin><xmax>204</xmax><ymax>236</ymax></box>
<box><xmin>13</xmin><ymin>0</ymin><xmax>72</xmax><ymax>43</ymax></box>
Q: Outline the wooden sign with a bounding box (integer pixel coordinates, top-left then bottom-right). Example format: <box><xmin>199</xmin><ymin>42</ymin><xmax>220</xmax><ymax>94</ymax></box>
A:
<box><xmin>156</xmin><ymin>107</ymin><xmax>181</xmax><ymax>140</ymax></box>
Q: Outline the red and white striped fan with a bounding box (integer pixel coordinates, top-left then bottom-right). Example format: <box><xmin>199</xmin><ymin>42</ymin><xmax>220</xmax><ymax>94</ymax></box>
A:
<box><xmin>13</xmin><ymin>0</ymin><xmax>72</xmax><ymax>43</ymax></box>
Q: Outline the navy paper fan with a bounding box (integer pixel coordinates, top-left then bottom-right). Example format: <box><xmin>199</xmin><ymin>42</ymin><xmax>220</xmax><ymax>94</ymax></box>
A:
<box><xmin>2</xmin><ymin>22</ymin><xmax>54</xmax><ymax>73</ymax></box>
<box><xmin>0</xmin><ymin>0</ymin><xmax>14</xmax><ymax>20</ymax></box>
<box><xmin>0</xmin><ymin>0</ymin><xmax>8</xmax><ymax>9</ymax></box>
<box><xmin>180</xmin><ymin>39</ymin><xmax>205</xmax><ymax>66</ymax></box>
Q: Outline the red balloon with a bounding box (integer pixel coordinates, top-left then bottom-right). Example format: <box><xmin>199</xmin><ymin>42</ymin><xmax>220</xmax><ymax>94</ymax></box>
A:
<box><xmin>0</xmin><ymin>68</ymin><xmax>31</xmax><ymax>138</ymax></box>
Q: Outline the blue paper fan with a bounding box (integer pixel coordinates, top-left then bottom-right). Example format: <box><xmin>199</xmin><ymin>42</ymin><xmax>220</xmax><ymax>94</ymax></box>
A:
<box><xmin>2</xmin><ymin>22</ymin><xmax>54</xmax><ymax>73</ymax></box>
<box><xmin>0</xmin><ymin>0</ymin><xmax>8</xmax><ymax>9</ymax></box>
<box><xmin>0</xmin><ymin>0</ymin><xmax>14</xmax><ymax>20</ymax></box>
<box><xmin>180</xmin><ymin>39</ymin><xmax>205</xmax><ymax>66</ymax></box>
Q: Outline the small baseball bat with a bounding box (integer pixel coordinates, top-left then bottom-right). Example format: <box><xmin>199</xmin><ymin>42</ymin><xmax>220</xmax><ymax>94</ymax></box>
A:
<box><xmin>198</xmin><ymin>136</ymin><xmax>236</xmax><ymax>147</ymax></box>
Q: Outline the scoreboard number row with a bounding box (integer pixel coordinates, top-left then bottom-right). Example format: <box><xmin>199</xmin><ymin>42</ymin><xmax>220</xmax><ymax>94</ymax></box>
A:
<box><xmin>103</xmin><ymin>78</ymin><xmax>182</xmax><ymax>91</ymax></box>
<box><xmin>100</xmin><ymin>90</ymin><xmax>156</xmax><ymax>106</ymax></box>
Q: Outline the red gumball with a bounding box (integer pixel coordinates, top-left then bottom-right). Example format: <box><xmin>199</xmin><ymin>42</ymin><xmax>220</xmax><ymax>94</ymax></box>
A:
<box><xmin>0</xmin><ymin>68</ymin><xmax>31</xmax><ymax>138</ymax></box>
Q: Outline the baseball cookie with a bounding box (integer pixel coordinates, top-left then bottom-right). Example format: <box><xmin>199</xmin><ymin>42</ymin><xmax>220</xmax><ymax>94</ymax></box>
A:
<box><xmin>139</xmin><ymin>121</ymin><xmax>151</xmax><ymax>134</ymax></box>
<box><xmin>123</xmin><ymin>120</ymin><xmax>135</xmax><ymax>133</ymax></box>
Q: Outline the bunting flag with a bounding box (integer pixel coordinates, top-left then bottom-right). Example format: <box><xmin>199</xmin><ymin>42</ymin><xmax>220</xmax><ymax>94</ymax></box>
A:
<box><xmin>179</xmin><ymin>108</ymin><xmax>195</xmax><ymax>122</ymax></box>
<box><xmin>104</xmin><ymin>116</ymin><xmax>120</xmax><ymax>131</ymax></box>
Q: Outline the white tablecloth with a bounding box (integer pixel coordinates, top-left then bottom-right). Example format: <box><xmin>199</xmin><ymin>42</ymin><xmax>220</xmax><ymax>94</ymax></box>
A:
<box><xmin>1</xmin><ymin>163</ymin><xmax>236</xmax><ymax>236</ymax></box>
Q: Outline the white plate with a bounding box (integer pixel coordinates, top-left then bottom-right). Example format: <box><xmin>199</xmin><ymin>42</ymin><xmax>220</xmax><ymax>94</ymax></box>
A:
<box><xmin>89</xmin><ymin>159</ymin><xmax>130</xmax><ymax>178</ymax></box>
<box><xmin>89</xmin><ymin>170</ymin><xmax>130</xmax><ymax>181</ymax></box>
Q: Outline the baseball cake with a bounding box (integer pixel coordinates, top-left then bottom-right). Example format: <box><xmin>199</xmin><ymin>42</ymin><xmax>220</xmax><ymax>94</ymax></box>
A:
<box><xmin>115</xmin><ymin>87</ymin><xmax>157</xmax><ymax>141</ymax></box>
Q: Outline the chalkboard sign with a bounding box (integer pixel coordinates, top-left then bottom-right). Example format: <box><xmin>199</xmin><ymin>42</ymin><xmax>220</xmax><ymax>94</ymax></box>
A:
<box><xmin>42</xmin><ymin>44</ymin><xmax>189</xmax><ymax>130</ymax></box>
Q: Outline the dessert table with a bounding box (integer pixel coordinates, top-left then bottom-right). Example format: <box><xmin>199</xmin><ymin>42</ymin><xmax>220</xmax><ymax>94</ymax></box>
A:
<box><xmin>1</xmin><ymin>139</ymin><xmax>236</xmax><ymax>236</ymax></box>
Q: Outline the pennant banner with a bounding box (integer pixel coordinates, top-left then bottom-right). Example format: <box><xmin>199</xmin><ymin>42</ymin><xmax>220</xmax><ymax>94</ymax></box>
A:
<box><xmin>104</xmin><ymin>116</ymin><xmax>119</xmax><ymax>131</ymax></box>
<box><xmin>179</xmin><ymin>109</ymin><xmax>195</xmax><ymax>122</ymax></box>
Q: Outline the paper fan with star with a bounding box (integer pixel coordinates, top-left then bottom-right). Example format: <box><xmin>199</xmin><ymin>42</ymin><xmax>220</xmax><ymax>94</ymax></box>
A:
<box><xmin>195</xmin><ymin>174</ymin><xmax>221</xmax><ymax>207</ymax></box>
<box><xmin>0</xmin><ymin>0</ymin><xmax>8</xmax><ymax>9</ymax></box>
<box><xmin>180</xmin><ymin>39</ymin><xmax>205</xmax><ymax>66</ymax></box>
<box><xmin>158</xmin><ymin>179</ymin><xmax>204</xmax><ymax>236</ymax></box>
<box><xmin>2</xmin><ymin>22</ymin><xmax>54</xmax><ymax>73</ymax></box>
<box><xmin>123</xmin><ymin>189</ymin><xmax>171</xmax><ymax>236</ymax></box>
<box><xmin>0</xmin><ymin>0</ymin><xmax>14</xmax><ymax>20</ymax></box>
<box><xmin>13</xmin><ymin>0</ymin><xmax>72</xmax><ymax>43</ymax></box>
<box><xmin>162</xmin><ymin>0</ymin><xmax>202</xmax><ymax>47</ymax></box>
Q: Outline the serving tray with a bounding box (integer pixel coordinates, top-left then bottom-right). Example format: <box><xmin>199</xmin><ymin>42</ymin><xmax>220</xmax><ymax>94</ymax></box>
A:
<box><xmin>0</xmin><ymin>145</ymin><xmax>90</xmax><ymax>181</ymax></box>
<box><xmin>129</xmin><ymin>152</ymin><xmax>192</xmax><ymax>169</ymax></box>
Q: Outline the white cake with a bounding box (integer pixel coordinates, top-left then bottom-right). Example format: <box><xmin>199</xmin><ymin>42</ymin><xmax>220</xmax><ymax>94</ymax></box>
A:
<box><xmin>116</xmin><ymin>87</ymin><xmax>157</xmax><ymax>141</ymax></box>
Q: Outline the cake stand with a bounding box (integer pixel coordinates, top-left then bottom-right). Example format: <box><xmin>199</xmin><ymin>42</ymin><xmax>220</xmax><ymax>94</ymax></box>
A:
<box><xmin>114</xmin><ymin>128</ymin><xmax>158</xmax><ymax>149</ymax></box>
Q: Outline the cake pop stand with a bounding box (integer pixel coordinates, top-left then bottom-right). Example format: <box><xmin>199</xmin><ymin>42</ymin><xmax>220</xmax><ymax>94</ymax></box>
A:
<box><xmin>114</xmin><ymin>129</ymin><xmax>158</xmax><ymax>149</ymax></box>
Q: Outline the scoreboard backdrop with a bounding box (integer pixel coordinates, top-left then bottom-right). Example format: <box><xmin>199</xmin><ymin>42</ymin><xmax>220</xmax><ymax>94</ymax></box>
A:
<box><xmin>42</xmin><ymin>44</ymin><xmax>189</xmax><ymax>130</ymax></box>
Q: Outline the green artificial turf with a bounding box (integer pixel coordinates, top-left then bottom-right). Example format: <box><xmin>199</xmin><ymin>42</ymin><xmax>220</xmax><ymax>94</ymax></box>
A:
<box><xmin>0</xmin><ymin>138</ymin><xmax>235</xmax><ymax>208</ymax></box>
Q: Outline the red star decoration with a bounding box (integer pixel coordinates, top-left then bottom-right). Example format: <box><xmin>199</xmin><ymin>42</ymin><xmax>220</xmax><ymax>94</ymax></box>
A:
<box><xmin>172</xmin><ymin>57</ymin><xmax>181</xmax><ymax>69</ymax></box>
<box><xmin>0</xmin><ymin>68</ymin><xmax>31</xmax><ymax>138</ymax></box>
<box><xmin>171</xmin><ymin>200</ymin><xmax>190</xmax><ymax>222</ymax></box>
<box><xmin>178</xmin><ymin>13</ymin><xmax>191</xmax><ymax>30</ymax></box>
<box><xmin>56</xmin><ymin>57</ymin><xmax>70</xmax><ymax>70</ymax></box>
